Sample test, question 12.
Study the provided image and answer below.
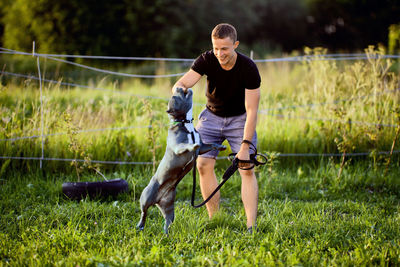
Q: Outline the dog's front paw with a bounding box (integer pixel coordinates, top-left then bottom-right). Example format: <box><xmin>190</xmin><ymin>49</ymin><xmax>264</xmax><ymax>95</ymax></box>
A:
<box><xmin>192</xmin><ymin>143</ymin><xmax>200</xmax><ymax>151</ymax></box>
<box><xmin>214</xmin><ymin>144</ymin><xmax>226</xmax><ymax>151</ymax></box>
<box><xmin>187</xmin><ymin>143</ymin><xmax>200</xmax><ymax>152</ymax></box>
<box><xmin>175</xmin><ymin>143</ymin><xmax>200</xmax><ymax>154</ymax></box>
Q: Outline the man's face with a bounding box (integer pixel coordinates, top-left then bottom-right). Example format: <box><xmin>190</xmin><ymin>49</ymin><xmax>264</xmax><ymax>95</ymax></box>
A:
<box><xmin>212</xmin><ymin>37</ymin><xmax>239</xmax><ymax>68</ymax></box>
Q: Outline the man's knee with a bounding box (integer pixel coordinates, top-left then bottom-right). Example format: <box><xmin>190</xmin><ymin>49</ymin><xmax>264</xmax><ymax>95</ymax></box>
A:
<box><xmin>197</xmin><ymin>157</ymin><xmax>215</xmax><ymax>175</ymax></box>
<box><xmin>239</xmin><ymin>168</ymin><xmax>255</xmax><ymax>179</ymax></box>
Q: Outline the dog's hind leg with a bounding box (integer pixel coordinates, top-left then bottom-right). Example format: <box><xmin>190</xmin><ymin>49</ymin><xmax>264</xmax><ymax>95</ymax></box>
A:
<box><xmin>137</xmin><ymin>210</ymin><xmax>147</xmax><ymax>231</ymax></box>
<box><xmin>136</xmin><ymin>179</ymin><xmax>160</xmax><ymax>231</ymax></box>
<box><xmin>157</xmin><ymin>192</ymin><xmax>176</xmax><ymax>234</ymax></box>
<box><xmin>163</xmin><ymin>207</ymin><xmax>175</xmax><ymax>235</ymax></box>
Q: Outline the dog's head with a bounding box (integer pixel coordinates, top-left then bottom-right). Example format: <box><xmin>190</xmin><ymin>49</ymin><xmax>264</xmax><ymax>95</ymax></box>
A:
<box><xmin>167</xmin><ymin>87</ymin><xmax>193</xmax><ymax>118</ymax></box>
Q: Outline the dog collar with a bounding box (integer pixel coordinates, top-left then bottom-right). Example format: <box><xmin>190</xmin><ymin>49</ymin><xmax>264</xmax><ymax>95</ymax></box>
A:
<box><xmin>171</xmin><ymin>106</ymin><xmax>194</xmax><ymax>125</ymax></box>
<box><xmin>173</xmin><ymin>118</ymin><xmax>193</xmax><ymax>124</ymax></box>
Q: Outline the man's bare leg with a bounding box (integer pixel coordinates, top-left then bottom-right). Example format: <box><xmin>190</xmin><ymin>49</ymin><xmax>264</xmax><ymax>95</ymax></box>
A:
<box><xmin>197</xmin><ymin>157</ymin><xmax>220</xmax><ymax>218</ymax></box>
<box><xmin>239</xmin><ymin>168</ymin><xmax>258</xmax><ymax>228</ymax></box>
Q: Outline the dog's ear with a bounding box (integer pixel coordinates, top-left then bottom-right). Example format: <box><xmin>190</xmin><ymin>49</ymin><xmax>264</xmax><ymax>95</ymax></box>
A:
<box><xmin>185</xmin><ymin>89</ymin><xmax>193</xmax><ymax>98</ymax></box>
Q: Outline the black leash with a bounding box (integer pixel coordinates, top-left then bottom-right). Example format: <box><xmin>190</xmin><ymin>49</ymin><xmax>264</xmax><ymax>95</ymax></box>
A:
<box><xmin>191</xmin><ymin>140</ymin><xmax>267</xmax><ymax>208</ymax></box>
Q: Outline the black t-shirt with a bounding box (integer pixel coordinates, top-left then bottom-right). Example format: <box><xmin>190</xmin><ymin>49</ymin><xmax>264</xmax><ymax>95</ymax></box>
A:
<box><xmin>191</xmin><ymin>50</ymin><xmax>261</xmax><ymax>117</ymax></box>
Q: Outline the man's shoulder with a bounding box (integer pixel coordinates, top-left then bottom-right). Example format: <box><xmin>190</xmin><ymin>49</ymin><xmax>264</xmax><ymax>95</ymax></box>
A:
<box><xmin>237</xmin><ymin>52</ymin><xmax>258</xmax><ymax>68</ymax></box>
<box><xmin>236</xmin><ymin>52</ymin><xmax>261</xmax><ymax>88</ymax></box>
<box><xmin>192</xmin><ymin>50</ymin><xmax>216</xmax><ymax>75</ymax></box>
<box><xmin>198</xmin><ymin>50</ymin><xmax>215</xmax><ymax>61</ymax></box>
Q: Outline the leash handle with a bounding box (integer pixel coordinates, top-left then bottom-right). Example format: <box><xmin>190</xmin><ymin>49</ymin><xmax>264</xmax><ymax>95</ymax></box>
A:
<box><xmin>227</xmin><ymin>153</ymin><xmax>267</xmax><ymax>169</ymax></box>
<box><xmin>228</xmin><ymin>140</ymin><xmax>267</xmax><ymax>170</ymax></box>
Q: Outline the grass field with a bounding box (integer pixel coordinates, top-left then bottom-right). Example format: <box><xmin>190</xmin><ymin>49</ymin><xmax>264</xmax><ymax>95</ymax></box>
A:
<box><xmin>1</xmin><ymin>162</ymin><xmax>399</xmax><ymax>266</ymax></box>
<box><xmin>1</xmin><ymin>47</ymin><xmax>400</xmax><ymax>265</ymax></box>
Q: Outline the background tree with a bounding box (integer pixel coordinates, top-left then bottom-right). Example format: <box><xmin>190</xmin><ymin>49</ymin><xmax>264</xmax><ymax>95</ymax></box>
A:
<box><xmin>0</xmin><ymin>0</ymin><xmax>399</xmax><ymax>57</ymax></box>
<box><xmin>305</xmin><ymin>0</ymin><xmax>400</xmax><ymax>50</ymax></box>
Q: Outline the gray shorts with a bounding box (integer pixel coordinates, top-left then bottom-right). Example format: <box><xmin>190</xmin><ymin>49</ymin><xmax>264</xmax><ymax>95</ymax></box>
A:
<box><xmin>196</xmin><ymin>108</ymin><xmax>257</xmax><ymax>158</ymax></box>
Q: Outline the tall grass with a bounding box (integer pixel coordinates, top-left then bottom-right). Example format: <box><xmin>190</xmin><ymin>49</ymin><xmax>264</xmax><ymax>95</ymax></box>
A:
<box><xmin>0</xmin><ymin>46</ymin><xmax>399</xmax><ymax>175</ymax></box>
<box><xmin>257</xmin><ymin>46</ymin><xmax>400</xmax><ymax>155</ymax></box>
<box><xmin>0</xmin><ymin>47</ymin><xmax>399</xmax><ymax>170</ymax></box>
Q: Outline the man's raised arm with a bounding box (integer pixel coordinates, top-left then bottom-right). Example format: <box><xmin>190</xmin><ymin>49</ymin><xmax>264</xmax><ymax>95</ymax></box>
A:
<box><xmin>172</xmin><ymin>69</ymin><xmax>202</xmax><ymax>93</ymax></box>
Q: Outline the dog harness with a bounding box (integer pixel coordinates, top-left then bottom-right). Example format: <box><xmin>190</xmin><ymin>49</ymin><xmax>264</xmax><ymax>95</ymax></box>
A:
<box><xmin>171</xmin><ymin>107</ymin><xmax>201</xmax><ymax>145</ymax></box>
<box><xmin>184</xmin><ymin>107</ymin><xmax>200</xmax><ymax>145</ymax></box>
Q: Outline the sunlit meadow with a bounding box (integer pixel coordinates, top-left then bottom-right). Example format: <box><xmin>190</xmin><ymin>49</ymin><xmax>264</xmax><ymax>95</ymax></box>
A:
<box><xmin>1</xmin><ymin>47</ymin><xmax>399</xmax><ymax>265</ymax></box>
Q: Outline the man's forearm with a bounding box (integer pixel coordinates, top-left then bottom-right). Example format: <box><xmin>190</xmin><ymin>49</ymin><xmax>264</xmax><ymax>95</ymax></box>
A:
<box><xmin>237</xmin><ymin>110</ymin><xmax>257</xmax><ymax>160</ymax></box>
<box><xmin>243</xmin><ymin>110</ymin><xmax>257</xmax><ymax>142</ymax></box>
<box><xmin>242</xmin><ymin>88</ymin><xmax>260</xmax><ymax>143</ymax></box>
<box><xmin>172</xmin><ymin>70</ymin><xmax>202</xmax><ymax>93</ymax></box>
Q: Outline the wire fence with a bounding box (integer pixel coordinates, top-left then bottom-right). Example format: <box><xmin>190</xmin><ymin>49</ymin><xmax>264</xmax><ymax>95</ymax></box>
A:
<box><xmin>1</xmin><ymin>46</ymin><xmax>400</xmax><ymax>166</ymax></box>
<box><xmin>2</xmin><ymin>47</ymin><xmax>400</xmax><ymax>63</ymax></box>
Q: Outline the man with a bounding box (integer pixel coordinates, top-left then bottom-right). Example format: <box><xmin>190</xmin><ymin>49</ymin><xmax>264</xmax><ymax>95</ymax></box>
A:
<box><xmin>172</xmin><ymin>23</ymin><xmax>261</xmax><ymax>232</ymax></box>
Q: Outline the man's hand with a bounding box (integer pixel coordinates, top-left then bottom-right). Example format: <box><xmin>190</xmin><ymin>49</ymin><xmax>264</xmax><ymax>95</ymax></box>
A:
<box><xmin>172</xmin><ymin>86</ymin><xmax>188</xmax><ymax>94</ymax></box>
<box><xmin>236</xmin><ymin>143</ymin><xmax>252</xmax><ymax>169</ymax></box>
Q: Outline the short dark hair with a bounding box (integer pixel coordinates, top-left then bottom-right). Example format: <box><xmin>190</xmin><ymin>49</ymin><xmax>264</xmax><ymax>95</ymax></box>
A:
<box><xmin>211</xmin><ymin>23</ymin><xmax>237</xmax><ymax>42</ymax></box>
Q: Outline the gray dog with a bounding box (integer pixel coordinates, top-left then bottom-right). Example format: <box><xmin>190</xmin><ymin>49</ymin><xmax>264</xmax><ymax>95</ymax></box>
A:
<box><xmin>137</xmin><ymin>87</ymin><xmax>225</xmax><ymax>234</ymax></box>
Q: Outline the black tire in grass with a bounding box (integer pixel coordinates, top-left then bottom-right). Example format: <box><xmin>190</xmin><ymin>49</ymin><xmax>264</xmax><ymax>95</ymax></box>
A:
<box><xmin>62</xmin><ymin>179</ymin><xmax>129</xmax><ymax>200</ymax></box>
